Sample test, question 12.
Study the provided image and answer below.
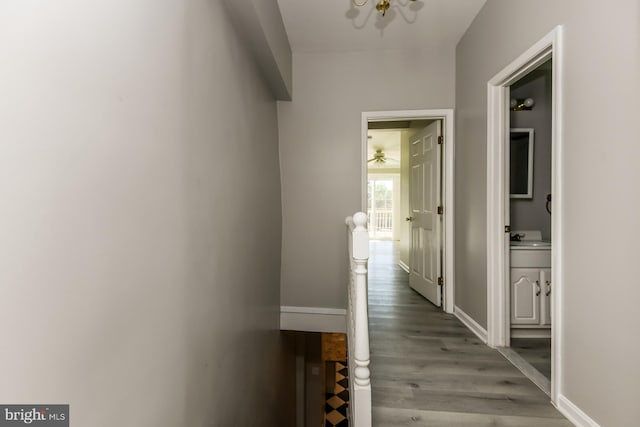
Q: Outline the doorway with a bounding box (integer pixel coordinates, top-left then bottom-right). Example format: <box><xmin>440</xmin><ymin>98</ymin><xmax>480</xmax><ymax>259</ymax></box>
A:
<box><xmin>499</xmin><ymin>59</ymin><xmax>554</xmax><ymax>396</ymax></box>
<box><xmin>361</xmin><ymin>109</ymin><xmax>455</xmax><ymax>314</ymax></box>
<box><xmin>486</xmin><ymin>27</ymin><xmax>564</xmax><ymax>403</ymax></box>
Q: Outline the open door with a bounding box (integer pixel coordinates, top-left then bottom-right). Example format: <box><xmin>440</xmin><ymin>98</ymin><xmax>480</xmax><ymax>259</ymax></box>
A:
<box><xmin>408</xmin><ymin>121</ymin><xmax>442</xmax><ymax>307</ymax></box>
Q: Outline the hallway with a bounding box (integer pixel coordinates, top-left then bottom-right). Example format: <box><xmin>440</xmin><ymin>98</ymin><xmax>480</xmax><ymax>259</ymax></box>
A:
<box><xmin>367</xmin><ymin>241</ymin><xmax>571</xmax><ymax>426</ymax></box>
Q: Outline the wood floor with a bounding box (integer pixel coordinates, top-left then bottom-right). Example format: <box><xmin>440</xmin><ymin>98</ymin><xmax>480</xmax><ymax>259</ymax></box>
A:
<box><xmin>367</xmin><ymin>241</ymin><xmax>571</xmax><ymax>426</ymax></box>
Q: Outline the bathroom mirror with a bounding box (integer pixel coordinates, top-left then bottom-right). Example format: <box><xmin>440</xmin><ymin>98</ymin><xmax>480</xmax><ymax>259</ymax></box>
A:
<box><xmin>510</xmin><ymin>128</ymin><xmax>534</xmax><ymax>199</ymax></box>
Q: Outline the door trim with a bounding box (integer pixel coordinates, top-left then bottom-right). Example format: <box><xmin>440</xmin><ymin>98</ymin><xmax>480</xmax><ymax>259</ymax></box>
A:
<box><xmin>486</xmin><ymin>26</ymin><xmax>564</xmax><ymax>403</ymax></box>
<box><xmin>361</xmin><ymin>109</ymin><xmax>455</xmax><ymax>314</ymax></box>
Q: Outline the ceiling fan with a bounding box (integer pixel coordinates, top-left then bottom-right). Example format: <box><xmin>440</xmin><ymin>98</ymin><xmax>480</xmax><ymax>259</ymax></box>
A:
<box><xmin>368</xmin><ymin>148</ymin><xmax>398</xmax><ymax>165</ymax></box>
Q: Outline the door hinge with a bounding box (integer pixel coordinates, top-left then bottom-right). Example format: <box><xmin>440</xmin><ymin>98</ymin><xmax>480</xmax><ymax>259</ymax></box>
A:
<box><xmin>437</xmin><ymin>206</ymin><xmax>444</xmax><ymax>215</ymax></box>
<box><xmin>438</xmin><ymin>277</ymin><xmax>444</xmax><ymax>287</ymax></box>
<box><xmin>438</xmin><ymin>135</ymin><xmax>444</xmax><ymax>145</ymax></box>
<box><xmin>505</xmin><ymin>225</ymin><xmax>511</xmax><ymax>233</ymax></box>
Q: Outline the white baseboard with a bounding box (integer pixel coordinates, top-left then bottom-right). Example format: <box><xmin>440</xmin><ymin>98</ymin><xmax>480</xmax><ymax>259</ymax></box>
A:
<box><xmin>557</xmin><ymin>394</ymin><xmax>600</xmax><ymax>427</ymax></box>
<box><xmin>511</xmin><ymin>328</ymin><xmax>551</xmax><ymax>338</ymax></box>
<box><xmin>454</xmin><ymin>305</ymin><xmax>488</xmax><ymax>344</ymax></box>
<box><xmin>280</xmin><ymin>306</ymin><xmax>347</xmax><ymax>333</ymax></box>
<box><xmin>398</xmin><ymin>260</ymin><xmax>410</xmax><ymax>274</ymax></box>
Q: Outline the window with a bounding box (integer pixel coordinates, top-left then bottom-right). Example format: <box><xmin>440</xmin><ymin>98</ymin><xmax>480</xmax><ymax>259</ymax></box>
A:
<box><xmin>367</xmin><ymin>179</ymin><xmax>393</xmax><ymax>239</ymax></box>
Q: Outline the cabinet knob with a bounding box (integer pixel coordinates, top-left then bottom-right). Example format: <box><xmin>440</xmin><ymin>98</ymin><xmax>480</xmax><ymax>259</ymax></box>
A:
<box><xmin>405</xmin><ymin>216</ymin><xmax>414</xmax><ymax>222</ymax></box>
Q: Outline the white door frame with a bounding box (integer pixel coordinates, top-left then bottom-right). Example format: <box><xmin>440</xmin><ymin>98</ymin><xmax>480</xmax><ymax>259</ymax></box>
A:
<box><xmin>362</xmin><ymin>109</ymin><xmax>455</xmax><ymax>314</ymax></box>
<box><xmin>486</xmin><ymin>27</ymin><xmax>564</xmax><ymax>403</ymax></box>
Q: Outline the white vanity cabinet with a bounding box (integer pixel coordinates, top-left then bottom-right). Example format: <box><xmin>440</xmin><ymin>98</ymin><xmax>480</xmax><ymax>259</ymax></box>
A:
<box><xmin>510</xmin><ymin>247</ymin><xmax>551</xmax><ymax>328</ymax></box>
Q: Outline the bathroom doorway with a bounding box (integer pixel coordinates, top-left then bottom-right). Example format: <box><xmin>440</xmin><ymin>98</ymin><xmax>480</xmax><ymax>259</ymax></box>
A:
<box><xmin>486</xmin><ymin>27</ymin><xmax>564</xmax><ymax>402</ymax></box>
<box><xmin>503</xmin><ymin>58</ymin><xmax>554</xmax><ymax>395</ymax></box>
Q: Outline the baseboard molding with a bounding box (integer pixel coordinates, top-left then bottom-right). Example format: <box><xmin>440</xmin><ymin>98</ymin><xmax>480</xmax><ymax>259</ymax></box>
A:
<box><xmin>511</xmin><ymin>328</ymin><xmax>552</xmax><ymax>338</ymax></box>
<box><xmin>557</xmin><ymin>394</ymin><xmax>601</xmax><ymax>427</ymax></box>
<box><xmin>398</xmin><ymin>260</ymin><xmax>410</xmax><ymax>274</ymax></box>
<box><xmin>454</xmin><ymin>306</ymin><xmax>488</xmax><ymax>344</ymax></box>
<box><xmin>280</xmin><ymin>306</ymin><xmax>347</xmax><ymax>333</ymax></box>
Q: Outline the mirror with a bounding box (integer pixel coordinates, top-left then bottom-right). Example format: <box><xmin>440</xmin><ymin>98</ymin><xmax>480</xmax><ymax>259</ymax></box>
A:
<box><xmin>510</xmin><ymin>128</ymin><xmax>534</xmax><ymax>199</ymax></box>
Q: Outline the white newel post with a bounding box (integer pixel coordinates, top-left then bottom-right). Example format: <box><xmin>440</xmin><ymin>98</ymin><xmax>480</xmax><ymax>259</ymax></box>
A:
<box><xmin>351</xmin><ymin>212</ymin><xmax>370</xmax><ymax>387</ymax></box>
<box><xmin>345</xmin><ymin>212</ymin><xmax>371</xmax><ymax>427</ymax></box>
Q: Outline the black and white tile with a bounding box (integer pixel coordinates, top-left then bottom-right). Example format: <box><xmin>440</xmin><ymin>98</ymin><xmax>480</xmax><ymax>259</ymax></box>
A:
<box><xmin>324</xmin><ymin>362</ymin><xmax>349</xmax><ymax>427</ymax></box>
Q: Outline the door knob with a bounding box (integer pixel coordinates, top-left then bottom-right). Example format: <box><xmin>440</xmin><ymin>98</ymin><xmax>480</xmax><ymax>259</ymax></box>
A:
<box><xmin>405</xmin><ymin>216</ymin><xmax>414</xmax><ymax>222</ymax></box>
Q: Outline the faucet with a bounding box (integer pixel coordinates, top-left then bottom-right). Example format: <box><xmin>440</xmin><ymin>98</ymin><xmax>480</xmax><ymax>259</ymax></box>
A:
<box><xmin>510</xmin><ymin>233</ymin><xmax>525</xmax><ymax>242</ymax></box>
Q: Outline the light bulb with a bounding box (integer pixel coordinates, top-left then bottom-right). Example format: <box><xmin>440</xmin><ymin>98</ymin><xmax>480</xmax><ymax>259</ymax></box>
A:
<box><xmin>523</xmin><ymin>98</ymin><xmax>535</xmax><ymax>108</ymax></box>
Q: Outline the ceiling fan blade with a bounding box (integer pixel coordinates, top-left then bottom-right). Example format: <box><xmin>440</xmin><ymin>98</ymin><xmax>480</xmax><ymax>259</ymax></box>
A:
<box><xmin>367</xmin><ymin>158</ymin><xmax>376</xmax><ymax>163</ymax></box>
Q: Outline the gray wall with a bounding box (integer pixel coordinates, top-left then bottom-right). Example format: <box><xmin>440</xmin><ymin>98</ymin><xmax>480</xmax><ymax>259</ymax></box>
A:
<box><xmin>510</xmin><ymin>70</ymin><xmax>553</xmax><ymax>240</ymax></box>
<box><xmin>223</xmin><ymin>0</ymin><xmax>292</xmax><ymax>100</ymax></box>
<box><xmin>278</xmin><ymin>47</ymin><xmax>455</xmax><ymax>308</ymax></box>
<box><xmin>0</xmin><ymin>1</ymin><xmax>287</xmax><ymax>426</ymax></box>
<box><xmin>455</xmin><ymin>0</ymin><xmax>640</xmax><ymax>424</ymax></box>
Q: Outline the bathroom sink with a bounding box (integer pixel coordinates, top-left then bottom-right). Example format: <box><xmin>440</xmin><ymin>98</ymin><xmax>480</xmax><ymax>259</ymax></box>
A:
<box><xmin>510</xmin><ymin>240</ymin><xmax>551</xmax><ymax>247</ymax></box>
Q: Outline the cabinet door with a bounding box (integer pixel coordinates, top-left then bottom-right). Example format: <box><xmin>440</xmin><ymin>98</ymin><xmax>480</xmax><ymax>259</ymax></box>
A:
<box><xmin>541</xmin><ymin>268</ymin><xmax>552</xmax><ymax>325</ymax></box>
<box><xmin>511</xmin><ymin>268</ymin><xmax>541</xmax><ymax>325</ymax></box>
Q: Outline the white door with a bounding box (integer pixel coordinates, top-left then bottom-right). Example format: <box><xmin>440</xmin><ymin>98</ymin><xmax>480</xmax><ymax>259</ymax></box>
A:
<box><xmin>408</xmin><ymin>121</ymin><xmax>442</xmax><ymax>306</ymax></box>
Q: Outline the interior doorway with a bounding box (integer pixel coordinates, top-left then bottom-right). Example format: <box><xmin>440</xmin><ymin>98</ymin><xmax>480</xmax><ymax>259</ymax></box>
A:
<box><xmin>361</xmin><ymin>109</ymin><xmax>455</xmax><ymax>314</ymax></box>
<box><xmin>500</xmin><ymin>58</ymin><xmax>554</xmax><ymax>396</ymax></box>
<box><xmin>486</xmin><ymin>27</ymin><xmax>563</xmax><ymax>403</ymax></box>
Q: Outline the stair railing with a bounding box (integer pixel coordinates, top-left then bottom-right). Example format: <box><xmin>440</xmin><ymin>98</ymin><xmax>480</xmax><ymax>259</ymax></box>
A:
<box><xmin>345</xmin><ymin>212</ymin><xmax>371</xmax><ymax>427</ymax></box>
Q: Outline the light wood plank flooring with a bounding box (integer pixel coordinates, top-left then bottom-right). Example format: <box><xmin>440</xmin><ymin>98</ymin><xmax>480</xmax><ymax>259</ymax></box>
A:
<box><xmin>368</xmin><ymin>241</ymin><xmax>571</xmax><ymax>426</ymax></box>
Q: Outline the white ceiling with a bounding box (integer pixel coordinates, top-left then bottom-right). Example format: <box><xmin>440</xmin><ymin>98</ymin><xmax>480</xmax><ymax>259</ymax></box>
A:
<box><xmin>276</xmin><ymin>0</ymin><xmax>486</xmax><ymax>52</ymax></box>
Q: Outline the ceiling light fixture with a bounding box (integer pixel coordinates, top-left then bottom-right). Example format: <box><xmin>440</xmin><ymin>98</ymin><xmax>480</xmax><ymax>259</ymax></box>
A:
<box><xmin>368</xmin><ymin>149</ymin><xmax>387</xmax><ymax>164</ymax></box>
<box><xmin>510</xmin><ymin>98</ymin><xmax>535</xmax><ymax>111</ymax></box>
<box><xmin>352</xmin><ymin>0</ymin><xmax>417</xmax><ymax>17</ymax></box>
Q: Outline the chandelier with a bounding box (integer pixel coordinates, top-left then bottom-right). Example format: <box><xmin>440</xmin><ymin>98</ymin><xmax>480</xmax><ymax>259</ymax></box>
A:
<box><xmin>353</xmin><ymin>0</ymin><xmax>417</xmax><ymax>17</ymax></box>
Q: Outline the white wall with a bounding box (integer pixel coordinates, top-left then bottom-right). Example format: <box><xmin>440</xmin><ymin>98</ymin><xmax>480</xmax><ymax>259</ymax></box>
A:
<box><xmin>455</xmin><ymin>0</ymin><xmax>640</xmax><ymax>424</ymax></box>
<box><xmin>278</xmin><ymin>47</ymin><xmax>455</xmax><ymax>309</ymax></box>
<box><xmin>0</xmin><ymin>1</ymin><xmax>287</xmax><ymax>426</ymax></box>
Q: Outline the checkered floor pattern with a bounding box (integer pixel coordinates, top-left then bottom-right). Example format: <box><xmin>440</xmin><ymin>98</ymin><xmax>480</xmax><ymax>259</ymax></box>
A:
<box><xmin>324</xmin><ymin>362</ymin><xmax>349</xmax><ymax>427</ymax></box>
